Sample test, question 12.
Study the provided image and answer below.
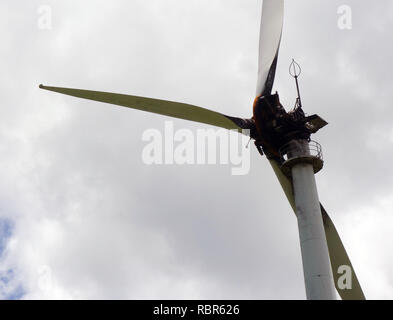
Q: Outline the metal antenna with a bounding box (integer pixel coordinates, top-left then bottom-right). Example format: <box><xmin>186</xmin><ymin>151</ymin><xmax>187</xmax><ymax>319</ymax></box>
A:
<box><xmin>289</xmin><ymin>59</ymin><xmax>303</xmax><ymax>109</ymax></box>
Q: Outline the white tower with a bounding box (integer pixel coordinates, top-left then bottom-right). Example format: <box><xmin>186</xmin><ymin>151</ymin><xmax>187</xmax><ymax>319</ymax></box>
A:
<box><xmin>281</xmin><ymin>139</ymin><xmax>337</xmax><ymax>300</ymax></box>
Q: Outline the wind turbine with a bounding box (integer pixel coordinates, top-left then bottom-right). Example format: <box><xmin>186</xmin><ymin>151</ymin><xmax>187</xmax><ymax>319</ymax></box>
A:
<box><xmin>39</xmin><ymin>1</ymin><xmax>365</xmax><ymax>300</ymax></box>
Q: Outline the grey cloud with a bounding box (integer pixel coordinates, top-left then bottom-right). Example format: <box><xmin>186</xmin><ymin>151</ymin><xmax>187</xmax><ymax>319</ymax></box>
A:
<box><xmin>0</xmin><ymin>0</ymin><xmax>392</xmax><ymax>299</ymax></box>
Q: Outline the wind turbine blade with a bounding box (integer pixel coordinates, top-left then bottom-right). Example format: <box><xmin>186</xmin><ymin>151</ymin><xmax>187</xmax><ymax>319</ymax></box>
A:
<box><xmin>39</xmin><ymin>85</ymin><xmax>251</xmax><ymax>132</ymax></box>
<box><xmin>256</xmin><ymin>0</ymin><xmax>284</xmax><ymax>97</ymax></box>
<box><xmin>321</xmin><ymin>206</ymin><xmax>366</xmax><ymax>300</ymax></box>
<box><xmin>269</xmin><ymin>159</ymin><xmax>366</xmax><ymax>300</ymax></box>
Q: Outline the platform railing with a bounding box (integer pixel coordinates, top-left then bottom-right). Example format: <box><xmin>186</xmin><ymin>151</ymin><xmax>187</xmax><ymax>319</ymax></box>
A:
<box><xmin>279</xmin><ymin>140</ymin><xmax>323</xmax><ymax>163</ymax></box>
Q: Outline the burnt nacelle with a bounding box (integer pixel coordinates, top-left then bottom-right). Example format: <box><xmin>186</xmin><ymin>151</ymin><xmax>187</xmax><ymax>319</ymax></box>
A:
<box><xmin>252</xmin><ymin>93</ymin><xmax>327</xmax><ymax>161</ymax></box>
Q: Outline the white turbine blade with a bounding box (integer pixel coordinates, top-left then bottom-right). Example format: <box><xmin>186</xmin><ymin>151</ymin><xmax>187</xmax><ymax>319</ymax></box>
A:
<box><xmin>269</xmin><ymin>159</ymin><xmax>366</xmax><ymax>300</ymax></box>
<box><xmin>256</xmin><ymin>0</ymin><xmax>284</xmax><ymax>97</ymax></box>
<box><xmin>39</xmin><ymin>85</ymin><xmax>251</xmax><ymax>131</ymax></box>
<box><xmin>320</xmin><ymin>206</ymin><xmax>366</xmax><ymax>300</ymax></box>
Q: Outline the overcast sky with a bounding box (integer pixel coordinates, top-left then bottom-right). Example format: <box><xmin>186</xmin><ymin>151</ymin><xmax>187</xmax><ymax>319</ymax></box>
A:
<box><xmin>1</xmin><ymin>0</ymin><xmax>393</xmax><ymax>299</ymax></box>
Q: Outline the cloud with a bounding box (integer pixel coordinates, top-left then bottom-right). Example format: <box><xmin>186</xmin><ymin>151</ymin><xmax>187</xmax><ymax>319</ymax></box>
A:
<box><xmin>0</xmin><ymin>0</ymin><xmax>392</xmax><ymax>299</ymax></box>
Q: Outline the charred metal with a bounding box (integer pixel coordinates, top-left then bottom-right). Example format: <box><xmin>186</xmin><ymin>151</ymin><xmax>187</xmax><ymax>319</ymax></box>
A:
<box><xmin>248</xmin><ymin>93</ymin><xmax>328</xmax><ymax>162</ymax></box>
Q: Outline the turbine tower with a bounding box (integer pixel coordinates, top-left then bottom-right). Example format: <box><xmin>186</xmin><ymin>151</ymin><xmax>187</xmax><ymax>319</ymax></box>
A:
<box><xmin>39</xmin><ymin>1</ymin><xmax>365</xmax><ymax>300</ymax></box>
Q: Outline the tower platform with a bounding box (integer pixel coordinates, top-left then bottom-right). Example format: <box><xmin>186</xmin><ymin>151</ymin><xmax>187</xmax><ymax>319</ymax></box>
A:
<box><xmin>279</xmin><ymin>140</ymin><xmax>324</xmax><ymax>177</ymax></box>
